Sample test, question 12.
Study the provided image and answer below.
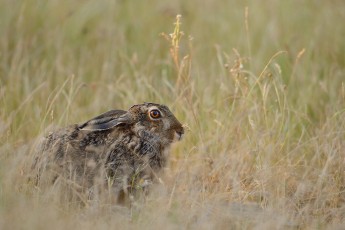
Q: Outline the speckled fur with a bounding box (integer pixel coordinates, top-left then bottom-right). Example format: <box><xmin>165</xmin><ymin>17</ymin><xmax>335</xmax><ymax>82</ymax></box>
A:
<box><xmin>32</xmin><ymin>103</ymin><xmax>184</xmax><ymax>202</ymax></box>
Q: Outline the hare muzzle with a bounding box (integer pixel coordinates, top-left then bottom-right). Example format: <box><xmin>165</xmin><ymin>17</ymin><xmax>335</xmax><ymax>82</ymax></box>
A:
<box><xmin>174</xmin><ymin>127</ymin><xmax>184</xmax><ymax>142</ymax></box>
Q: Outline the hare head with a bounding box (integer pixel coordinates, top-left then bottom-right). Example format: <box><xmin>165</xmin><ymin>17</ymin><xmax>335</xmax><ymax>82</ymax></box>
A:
<box><xmin>79</xmin><ymin>102</ymin><xmax>184</xmax><ymax>146</ymax></box>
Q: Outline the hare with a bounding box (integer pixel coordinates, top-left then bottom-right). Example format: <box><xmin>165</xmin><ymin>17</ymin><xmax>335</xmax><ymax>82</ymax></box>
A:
<box><xmin>32</xmin><ymin>102</ymin><xmax>184</xmax><ymax>203</ymax></box>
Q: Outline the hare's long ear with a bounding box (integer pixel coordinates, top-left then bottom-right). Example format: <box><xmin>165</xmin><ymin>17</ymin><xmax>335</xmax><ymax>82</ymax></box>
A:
<box><xmin>78</xmin><ymin>110</ymin><xmax>132</xmax><ymax>131</ymax></box>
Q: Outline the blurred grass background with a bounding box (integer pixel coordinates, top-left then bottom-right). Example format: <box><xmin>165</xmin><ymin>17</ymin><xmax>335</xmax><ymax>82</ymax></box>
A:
<box><xmin>1</xmin><ymin>0</ymin><xmax>345</xmax><ymax>229</ymax></box>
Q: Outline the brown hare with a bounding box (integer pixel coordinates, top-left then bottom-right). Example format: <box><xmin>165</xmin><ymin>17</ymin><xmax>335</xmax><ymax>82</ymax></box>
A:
<box><xmin>32</xmin><ymin>102</ymin><xmax>184</xmax><ymax>203</ymax></box>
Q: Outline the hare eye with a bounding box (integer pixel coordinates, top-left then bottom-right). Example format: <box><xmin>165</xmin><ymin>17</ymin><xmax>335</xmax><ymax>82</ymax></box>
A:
<box><xmin>149</xmin><ymin>110</ymin><xmax>161</xmax><ymax>119</ymax></box>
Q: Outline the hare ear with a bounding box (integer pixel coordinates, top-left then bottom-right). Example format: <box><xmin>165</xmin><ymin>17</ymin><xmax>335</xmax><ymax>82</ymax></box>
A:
<box><xmin>78</xmin><ymin>110</ymin><xmax>132</xmax><ymax>131</ymax></box>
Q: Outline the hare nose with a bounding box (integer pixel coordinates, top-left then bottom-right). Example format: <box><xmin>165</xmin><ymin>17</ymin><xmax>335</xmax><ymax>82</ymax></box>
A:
<box><xmin>177</xmin><ymin>129</ymin><xmax>184</xmax><ymax>136</ymax></box>
<box><xmin>176</xmin><ymin>129</ymin><xmax>184</xmax><ymax>141</ymax></box>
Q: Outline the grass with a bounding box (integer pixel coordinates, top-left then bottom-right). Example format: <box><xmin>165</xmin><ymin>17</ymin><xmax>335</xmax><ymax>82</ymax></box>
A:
<box><xmin>1</xmin><ymin>0</ymin><xmax>345</xmax><ymax>229</ymax></box>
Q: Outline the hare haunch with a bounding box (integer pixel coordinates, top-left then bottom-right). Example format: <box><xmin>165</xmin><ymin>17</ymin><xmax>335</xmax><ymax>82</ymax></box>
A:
<box><xmin>32</xmin><ymin>102</ymin><xmax>184</xmax><ymax>202</ymax></box>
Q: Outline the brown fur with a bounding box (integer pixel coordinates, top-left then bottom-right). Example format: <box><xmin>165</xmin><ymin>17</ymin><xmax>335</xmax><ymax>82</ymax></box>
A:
<box><xmin>31</xmin><ymin>103</ymin><xmax>184</xmax><ymax>203</ymax></box>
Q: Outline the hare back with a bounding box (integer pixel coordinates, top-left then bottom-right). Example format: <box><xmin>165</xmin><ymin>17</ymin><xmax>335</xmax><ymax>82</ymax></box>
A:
<box><xmin>33</xmin><ymin>124</ymin><xmax>168</xmax><ymax>193</ymax></box>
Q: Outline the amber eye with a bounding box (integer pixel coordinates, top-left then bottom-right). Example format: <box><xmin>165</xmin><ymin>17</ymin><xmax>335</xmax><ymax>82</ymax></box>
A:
<box><xmin>149</xmin><ymin>109</ymin><xmax>161</xmax><ymax>119</ymax></box>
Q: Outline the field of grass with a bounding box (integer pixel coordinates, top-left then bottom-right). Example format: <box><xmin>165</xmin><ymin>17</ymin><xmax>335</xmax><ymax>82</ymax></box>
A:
<box><xmin>1</xmin><ymin>0</ymin><xmax>345</xmax><ymax>229</ymax></box>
